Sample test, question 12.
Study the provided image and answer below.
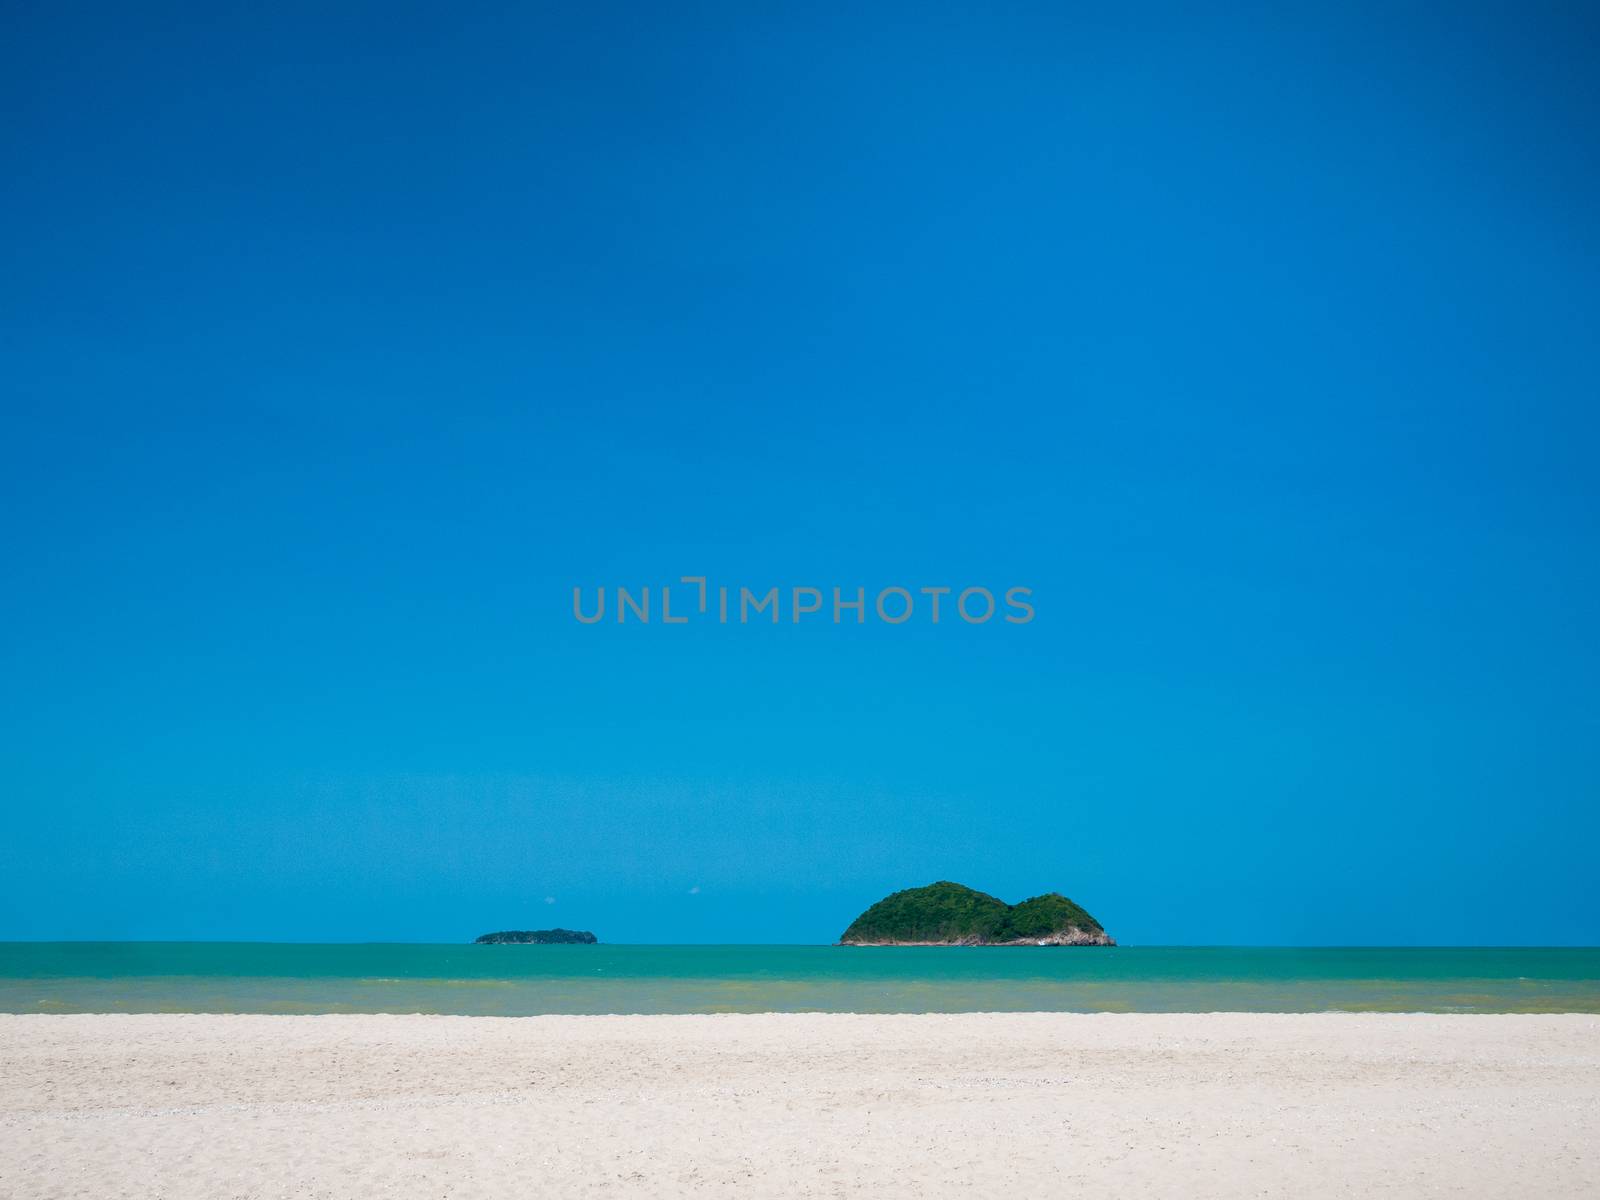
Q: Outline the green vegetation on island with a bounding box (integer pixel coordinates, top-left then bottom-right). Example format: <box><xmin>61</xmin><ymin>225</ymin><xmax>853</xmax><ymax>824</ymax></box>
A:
<box><xmin>838</xmin><ymin>881</ymin><xmax>1114</xmax><ymax>946</ymax></box>
<box><xmin>474</xmin><ymin>928</ymin><xmax>598</xmax><ymax>945</ymax></box>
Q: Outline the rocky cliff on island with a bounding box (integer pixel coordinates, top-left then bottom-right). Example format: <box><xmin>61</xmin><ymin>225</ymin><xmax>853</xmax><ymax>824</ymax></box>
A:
<box><xmin>838</xmin><ymin>881</ymin><xmax>1114</xmax><ymax>946</ymax></box>
<box><xmin>473</xmin><ymin>928</ymin><xmax>598</xmax><ymax>945</ymax></box>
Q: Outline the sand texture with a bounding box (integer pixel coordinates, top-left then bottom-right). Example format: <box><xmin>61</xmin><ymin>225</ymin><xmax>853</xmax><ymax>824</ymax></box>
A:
<box><xmin>1</xmin><ymin>1012</ymin><xmax>1596</xmax><ymax>1197</ymax></box>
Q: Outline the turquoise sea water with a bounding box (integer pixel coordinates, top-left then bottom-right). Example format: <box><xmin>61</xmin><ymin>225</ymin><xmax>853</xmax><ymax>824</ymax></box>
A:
<box><xmin>2</xmin><ymin>944</ymin><xmax>1598</xmax><ymax>1014</ymax></box>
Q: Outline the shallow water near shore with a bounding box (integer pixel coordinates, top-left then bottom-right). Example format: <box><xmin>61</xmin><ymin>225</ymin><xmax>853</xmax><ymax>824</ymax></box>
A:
<box><xmin>1</xmin><ymin>943</ymin><xmax>1596</xmax><ymax>1014</ymax></box>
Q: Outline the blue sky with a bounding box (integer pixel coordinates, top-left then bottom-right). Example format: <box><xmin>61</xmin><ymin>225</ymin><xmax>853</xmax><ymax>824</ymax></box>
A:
<box><xmin>3</xmin><ymin>2</ymin><xmax>1597</xmax><ymax>944</ymax></box>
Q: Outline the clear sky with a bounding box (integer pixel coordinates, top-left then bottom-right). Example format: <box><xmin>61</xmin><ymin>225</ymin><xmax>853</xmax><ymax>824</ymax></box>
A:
<box><xmin>3</xmin><ymin>2</ymin><xmax>1597</xmax><ymax>944</ymax></box>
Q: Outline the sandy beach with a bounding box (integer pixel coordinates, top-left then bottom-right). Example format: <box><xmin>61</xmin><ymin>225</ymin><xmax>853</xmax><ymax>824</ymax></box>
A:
<box><xmin>1</xmin><ymin>1013</ymin><xmax>1596</xmax><ymax>1198</ymax></box>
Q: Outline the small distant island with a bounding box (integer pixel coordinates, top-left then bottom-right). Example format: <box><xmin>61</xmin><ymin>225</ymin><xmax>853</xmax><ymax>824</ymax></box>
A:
<box><xmin>838</xmin><ymin>881</ymin><xmax>1115</xmax><ymax>946</ymax></box>
<box><xmin>473</xmin><ymin>928</ymin><xmax>598</xmax><ymax>945</ymax></box>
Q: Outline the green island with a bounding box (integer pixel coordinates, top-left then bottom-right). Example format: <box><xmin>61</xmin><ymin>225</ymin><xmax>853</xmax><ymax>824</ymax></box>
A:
<box><xmin>473</xmin><ymin>928</ymin><xmax>598</xmax><ymax>945</ymax></box>
<box><xmin>838</xmin><ymin>881</ymin><xmax>1114</xmax><ymax>946</ymax></box>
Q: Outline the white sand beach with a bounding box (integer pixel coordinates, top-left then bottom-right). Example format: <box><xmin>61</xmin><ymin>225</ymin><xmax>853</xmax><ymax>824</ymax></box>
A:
<box><xmin>2</xmin><ymin>1012</ymin><xmax>1596</xmax><ymax>1198</ymax></box>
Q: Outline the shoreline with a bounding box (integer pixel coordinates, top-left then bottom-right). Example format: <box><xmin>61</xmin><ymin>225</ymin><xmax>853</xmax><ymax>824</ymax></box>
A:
<box><xmin>8</xmin><ymin>944</ymin><xmax>1596</xmax><ymax>1017</ymax></box>
<box><xmin>4</xmin><ymin>1011</ymin><xmax>1596</xmax><ymax>1197</ymax></box>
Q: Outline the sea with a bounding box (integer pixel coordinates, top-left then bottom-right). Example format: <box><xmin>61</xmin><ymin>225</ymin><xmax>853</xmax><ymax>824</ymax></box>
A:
<box><xmin>2</xmin><ymin>943</ymin><xmax>1597</xmax><ymax>1015</ymax></box>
